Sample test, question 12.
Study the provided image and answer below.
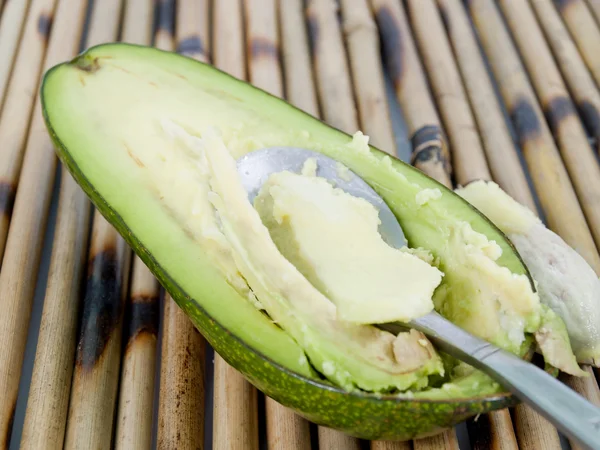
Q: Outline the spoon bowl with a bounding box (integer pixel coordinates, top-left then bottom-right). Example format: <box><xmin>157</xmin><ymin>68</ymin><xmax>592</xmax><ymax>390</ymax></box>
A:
<box><xmin>237</xmin><ymin>146</ymin><xmax>407</xmax><ymax>249</ymax></box>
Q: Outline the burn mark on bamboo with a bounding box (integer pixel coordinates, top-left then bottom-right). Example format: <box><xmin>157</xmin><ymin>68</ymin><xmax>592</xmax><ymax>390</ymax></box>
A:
<box><xmin>553</xmin><ymin>0</ymin><xmax>576</xmax><ymax>12</ymax></box>
<box><xmin>155</xmin><ymin>0</ymin><xmax>175</xmax><ymax>35</ymax></box>
<box><xmin>510</xmin><ymin>97</ymin><xmax>542</xmax><ymax>141</ymax></box>
<box><xmin>125</xmin><ymin>295</ymin><xmax>159</xmax><ymax>349</ymax></box>
<box><xmin>578</xmin><ymin>100</ymin><xmax>600</xmax><ymax>140</ymax></box>
<box><xmin>76</xmin><ymin>248</ymin><xmax>125</xmax><ymax>370</ymax></box>
<box><xmin>250</xmin><ymin>38</ymin><xmax>279</xmax><ymax>60</ymax></box>
<box><xmin>0</xmin><ymin>182</ymin><xmax>16</xmax><ymax>218</ymax></box>
<box><xmin>306</xmin><ymin>10</ymin><xmax>319</xmax><ymax>54</ymax></box>
<box><xmin>37</xmin><ymin>13</ymin><xmax>53</xmax><ymax>39</ymax></box>
<box><xmin>177</xmin><ymin>36</ymin><xmax>205</xmax><ymax>56</ymax></box>
<box><xmin>544</xmin><ymin>95</ymin><xmax>577</xmax><ymax>133</ymax></box>
<box><xmin>3</xmin><ymin>401</ymin><xmax>15</xmax><ymax>449</ymax></box>
<box><xmin>410</xmin><ymin>125</ymin><xmax>451</xmax><ymax>173</ymax></box>
<box><xmin>375</xmin><ymin>6</ymin><xmax>403</xmax><ymax>85</ymax></box>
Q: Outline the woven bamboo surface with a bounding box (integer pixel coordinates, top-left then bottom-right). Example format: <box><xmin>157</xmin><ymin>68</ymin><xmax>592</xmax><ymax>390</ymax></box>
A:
<box><xmin>0</xmin><ymin>0</ymin><xmax>599</xmax><ymax>449</ymax></box>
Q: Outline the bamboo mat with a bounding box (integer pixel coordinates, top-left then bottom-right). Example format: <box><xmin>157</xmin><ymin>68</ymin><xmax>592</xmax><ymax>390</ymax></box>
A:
<box><xmin>0</xmin><ymin>0</ymin><xmax>600</xmax><ymax>449</ymax></box>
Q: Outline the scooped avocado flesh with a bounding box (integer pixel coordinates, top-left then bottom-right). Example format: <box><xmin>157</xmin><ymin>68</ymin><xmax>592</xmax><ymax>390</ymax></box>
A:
<box><xmin>161</xmin><ymin>124</ymin><xmax>444</xmax><ymax>392</ymax></box>
<box><xmin>41</xmin><ymin>45</ymin><xmax>581</xmax><ymax>402</ymax></box>
<box><xmin>253</xmin><ymin>166</ymin><xmax>444</xmax><ymax>324</ymax></box>
<box><xmin>457</xmin><ymin>180</ymin><xmax>600</xmax><ymax>369</ymax></box>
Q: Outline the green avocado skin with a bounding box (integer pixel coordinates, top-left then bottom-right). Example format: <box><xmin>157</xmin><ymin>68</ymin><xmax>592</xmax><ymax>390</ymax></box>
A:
<box><xmin>40</xmin><ymin>44</ymin><xmax>518</xmax><ymax>441</ymax></box>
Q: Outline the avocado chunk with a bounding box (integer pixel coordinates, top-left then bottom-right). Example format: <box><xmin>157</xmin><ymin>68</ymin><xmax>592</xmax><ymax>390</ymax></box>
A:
<box><xmin>41</xmin><ymin>44</ymin><xmax>581</xmax><ymax>419</ymax></box>
<box><xmin>457</xmin><ymin>180</ymin><xmax>599</xmax><ymax>370</ymax></box>
<box><xmin>253</xmin><ymin>165</ymin><xmax>444</xmax><ymax>325</ymax></box>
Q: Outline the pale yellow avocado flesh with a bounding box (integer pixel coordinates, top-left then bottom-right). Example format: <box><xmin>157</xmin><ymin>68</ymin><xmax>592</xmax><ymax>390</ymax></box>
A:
<box><xmin>155</xmin><ymin>123</ymin><xmax>445</xmax><ymax>392</ymax></box>
<box><xmin>253</xmin><ymin>166</ymin><xmax>444</xmax><ymax>325</ymax></box>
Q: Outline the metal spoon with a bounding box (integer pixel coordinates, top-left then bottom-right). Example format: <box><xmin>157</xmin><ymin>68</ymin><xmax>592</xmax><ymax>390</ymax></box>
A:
<box><xmin>237</xmin><ymin>146</ymin><xmax>600</xmax><ymax>450</ymax></box>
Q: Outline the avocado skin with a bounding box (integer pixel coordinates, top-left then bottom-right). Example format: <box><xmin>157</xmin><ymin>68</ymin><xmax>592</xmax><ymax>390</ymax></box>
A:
<box><xmin>41</xmin><ymin>44</ymin><xmax>520</xmax><ymax>440</ymax></box>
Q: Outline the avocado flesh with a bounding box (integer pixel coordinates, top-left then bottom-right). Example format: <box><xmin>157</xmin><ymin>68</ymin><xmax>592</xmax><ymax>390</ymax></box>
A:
<box><xmin>457</xmin><ymin>180</ymin><xmax>599</xmax><ymax>370</ymax></box>
<box><xmin>173</xmin><ymin>125</ymin><xmax>444</xmax><ymax>392</ymax></box>
<box><xmin>253</xmin><ymin>167</ymin><xmax>444</xmax><ymax>325</ymax></box>
<box><xmin>43</xmin><ymin>44</ymin><xmax>550</xmax><ymax>402</ymax></box>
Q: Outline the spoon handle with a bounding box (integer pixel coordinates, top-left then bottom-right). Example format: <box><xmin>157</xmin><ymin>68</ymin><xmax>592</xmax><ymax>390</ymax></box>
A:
<box><xmin>411</xmin><ymin>312</ymin><xmax>600</xmax><ymax>450</ymax></box>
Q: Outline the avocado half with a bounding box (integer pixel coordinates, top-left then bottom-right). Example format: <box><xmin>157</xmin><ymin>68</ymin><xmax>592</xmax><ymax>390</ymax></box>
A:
<box><xmin>40</xmin><ymin>43</ymin><xmax>535</xmax><ymax>440</ymax></box>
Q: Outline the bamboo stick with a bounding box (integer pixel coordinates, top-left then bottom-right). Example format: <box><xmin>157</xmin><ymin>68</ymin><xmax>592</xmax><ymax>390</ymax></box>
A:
<box><xmin>213</xmin><ymin>358</ymin><xmax>259</xmax><ymax>450</ymax></box>
<box><xmin>213</xmin><ymin>0</ymin><xmax>246</xmax><ymax>81</ymax></box>
<box><xmin>468</xmin><ymin>2</ymin><xmax>600</xmax><ymax>447</ymax></box>
<box><xmin>318</xmin><ymin>428</ymin><xmax>362</xmax><ymax>450</ymax></box>
<box><xmin>244</xmin><ymin>0</ymin><xmax>283</xmax><ymax>96</ymax></box>
<box><xmin>305</xmin><ymin>0</ymin><xmax>359</xmax><ymax>134</ymax></box>
<box><xmin>114</xmin><ymin>259</ymin><xmax>159</xmax><ymax>450</ymax></box>
<box><xmin>279</xmin><ymin>0</ymin><xmax>319</xmax><ymax>116</ymax></box>
<box><xmin>0</xmin><ymin>0</ymin><xmax>58</xmax><ymax>260</ymax></box>
<box><xmin>243</xmin><ymin>2</ymin><xmax>313</xmax><ymax>448</ymax></box>
<box><xmin>157</xmin><ymin>294</ymin><xmax>206</xmax><ymax>450</ymax></box>
<box><xmin>532</xmin><ymin>0</ymin><xmax>600</xmax><ymax>154</ymax></box>
<box><xmin>436</xmin><ymin>0</ymin><xmax>535</xmax><ymax>209</ymax></box>
<box><xmin>370</xmin><ymin>0</ymin><xmax>452</xmax><ymax>187</ymax></box>
<box><xmin>511</xmin><ymin>406</ymin><xmax>562</xmax><ymax>450</ymax></box>
<box><xmin>154</xmin><ymin>4</ymin><xmax>206</xmax><ymax>449</ymax></box>
<box><xmin>414</xmin><ymin>432</ymin><xmax>460</xmax><ymax>450</ymax></box>
<box><xmin>211</xmin><ymin>2</ymin><xmax>259</xmax><ymax>450</ymax></box>
<box><xmin>340</xmin><ymin>1</ymin><xmax>391</xmax><ymax>150</ymax></box>
<box><xmin>466</xmin><ymin>409</ymin><xmax>518</xmax><ymax>450</ymax></box>
<box><xmin>561</xmin><ymin>366</ymin><xmax>600</xmax><ymax>450</ymax></box>
<box><xmin>113</xmin><ymin>6</ymin><xmax>158</xmax><ymax>450</ymax></box>
<box><xmin>19</xmin><ymin>177</ymin><xmax>91</xmax><ymax>450</ymax></box>
<box><xmin>63</xmin><ymin>219</ymin><xmax>132</xmax><ymax>450</ymax></box>
<box><xmin>121</xmin><ymin>0</ymin><xmax>153</xmax><ymax>45</ymax></box>
<box><xmin>553</xmin><ymin>0</ymin><xmax>600</xmax><ymax>89</ymax></box>
<box><xmin>498</xmin><ymin>0</ymin><xmax>600</xmax><ymax>275</ymax></box>
<box><xmin>339</xmin><ymin>0</ymin><xmax>395</xmax><ymax>155</ymax></box>
<box><xmin>407</xmin><ymin>0</ymin><xmax>490</xmax><ymax>185</ymax></box>
<box><xmin>0</xmin><ymin>0</ymin><xmax>32</xmax><ymax>110</ymax></box>
<box><xmin>371</xmin><ymin>440</ymin><xmax>411</xmax><ymax>450</ymax></box>
<box><xmin>85</xmin><ymin>0</ymin><xmax>122</xmax><ymax>43</ymax></box>
<box><xmin>0</xmin><ymin>0</ymin><xmax>87</xmax><ymax>446</ymax></box>
<box><xmin>61</xmin><ymin>3</ymin><xmax>129</xmax><ymax>449</ymax></box>
<box><xmin>176</xmin><ymin>0</ymin><xmax>209</xmax><ymax>62</ymax></box>
<box><xmin>587</xmin><ymin>0</ymin><xmax>600</xmax><ymax>24</ymax></box>
<box><xmin>265</xmin><ymin>405</ymin><xmax>311</xmax><ymax>450</ymax></box>
<box><xmin>468</xmin><ymin>0</ymin><xmax>600</xmax><ymax>272</ymax></box>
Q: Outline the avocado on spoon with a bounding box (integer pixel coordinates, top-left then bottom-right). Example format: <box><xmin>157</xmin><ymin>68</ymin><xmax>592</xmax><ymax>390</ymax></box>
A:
<box><xmin>237</xmin><ymin>147</ymin><xmax>600</xmax><ymax>450</ymax></box>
